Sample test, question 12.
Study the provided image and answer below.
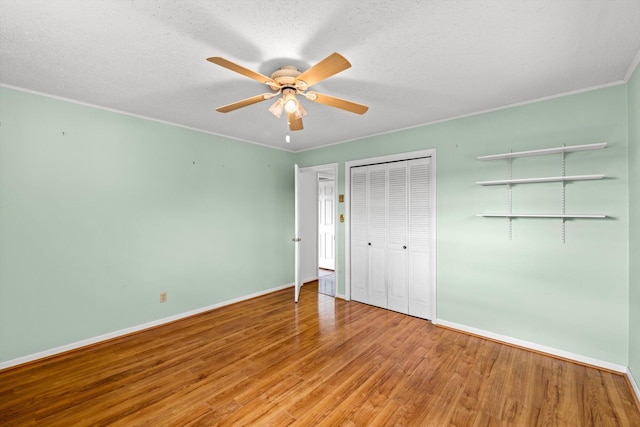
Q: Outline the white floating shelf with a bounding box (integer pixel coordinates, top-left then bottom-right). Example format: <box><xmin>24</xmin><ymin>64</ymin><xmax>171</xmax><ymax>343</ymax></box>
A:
<box><xmin>476</xmin><ymin>213</ymin><xmax>606</xmax><ymax>219</ymax></box>
<box><xmin>476</xmin><ymin>174</ymin><xmax>605</xmax><ymax>186</ymax></box>
<box><xmin>477</xmin><ymin>142</ymin><xmax>607</xmax><ymax>161</ymax></box>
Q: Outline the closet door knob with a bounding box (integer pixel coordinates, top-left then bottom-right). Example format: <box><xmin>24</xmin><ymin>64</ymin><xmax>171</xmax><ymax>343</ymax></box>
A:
<box><xmin>368</xmin><ymin>242</ymin><xmax>372</xmax><ymax>246</ymax></box>
<box><xmin>403</xmin><ymin>246</ymin><xmax>407</xmax><ymax>249</ymax></box>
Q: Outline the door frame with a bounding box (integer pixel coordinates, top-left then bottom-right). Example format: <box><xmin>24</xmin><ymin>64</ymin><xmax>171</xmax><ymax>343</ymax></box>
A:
<box><xmin>344</xmin><ymin>149</ymin><xmax>437</xmax><ymax>320</ymax></box>
<box><xmin>297</xmin><ymin>163</ymin><xmax>339</xmax><ymax>297</ymax></box>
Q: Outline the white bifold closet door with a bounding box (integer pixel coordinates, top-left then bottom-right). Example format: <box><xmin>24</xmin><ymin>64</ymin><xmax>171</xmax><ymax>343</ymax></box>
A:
<box><xmin>350</xmin><ymin>168</ymin><xmax>369</xmax><ymax>304</ymax></box>
<box><xmin>350</xmin><ymin>157</ymin><xmax>433</xmax><ymax>319</ymax></box>
<box><xmin>407</xmin><ymin>159</ymin><xmax>433</xmax><ymax>319</ymax></box>
<box><xmin>367</xmin><ymin>164</ymin><xmax>388</xmax><ymax>308</ymax></box>
<box><xmin>387</xmin><ymin>161</ymin><xmax>409</xmax><ymax>313</ymax></box>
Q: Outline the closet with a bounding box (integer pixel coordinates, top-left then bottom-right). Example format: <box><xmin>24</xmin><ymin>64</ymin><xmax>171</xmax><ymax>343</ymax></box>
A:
<box><xmin>350</xmin><ymin>157</ymin><xmax>434</xmax><ymax>320</ymax></box>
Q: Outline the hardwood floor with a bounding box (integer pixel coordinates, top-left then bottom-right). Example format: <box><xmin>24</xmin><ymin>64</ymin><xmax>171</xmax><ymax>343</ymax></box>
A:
<box><xmin>317</xmin><ymin>269</ymin><xmax>336</xmax><ymax>296</ymax></box>
<box><xmin>1</xmin><ymin>283</ymin><xmax>639</xmax><ymax>426</ymax></box>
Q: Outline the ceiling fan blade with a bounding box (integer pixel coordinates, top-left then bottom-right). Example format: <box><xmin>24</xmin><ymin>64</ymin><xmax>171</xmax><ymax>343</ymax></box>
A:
<box><xmin>295</xmin><ymin>52</ymin><xmax>351</xmax><ymax>89</ymax></box>
<box><xmin>216</xmin><ymin>93</ymin><xmax>273</xmax><ymax>113</ymax></box>
<box><xmin>287</xmin><ymin>111</ymin><xmax>304</xmax><ymax>131</ymax></box>
<box><xmin>207</xmin><ymin>57</ymin><xmax>274</xmax><ymax>85</ymax></box>
<box><xmin>306</xmin><ymin>92</ymin><xmax>369</xmax><ymax>115</ymax></box>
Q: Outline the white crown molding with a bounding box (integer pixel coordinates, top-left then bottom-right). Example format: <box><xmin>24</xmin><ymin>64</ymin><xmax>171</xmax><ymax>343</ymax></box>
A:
<box><xmin>296</xmin><ymin>80</ymin><xmax>627</xmax><ymax>153</ymax></box>
<box><xmin>0</xmin><ymin>83</ymin><xmax>296</xmax><ymax>153</ymax></box>
<box><xmin>0</xmin><ymin>282</ymin><xmax>294</xmax><ymax>372</ymax></box>
<box><xmin>2</xmin><ymin>79</ymin><xmax>629</xmax><ymax>155</ymax></box>
<box><xmin>435</xmin><ymin>319</ymin><xmax>627</xmax><ymax>374</ymax></box>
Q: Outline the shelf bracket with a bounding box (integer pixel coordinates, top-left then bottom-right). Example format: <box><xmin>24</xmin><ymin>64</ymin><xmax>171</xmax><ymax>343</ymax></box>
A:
<box><xmin>561</xmin><ymin>146</ymin><xmax>566</xmax><ymax>243</ymax></box>
<box><xmin>508</xmin><ymin>155</ymin><xmax>513</xmax><ymax>240</ymax></box>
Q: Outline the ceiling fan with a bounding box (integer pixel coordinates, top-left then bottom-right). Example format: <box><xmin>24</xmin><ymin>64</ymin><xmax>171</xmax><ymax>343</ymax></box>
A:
<box><xmin>206</xmin><ymin>52</ymin><xmax>368</xmax><ymax>131</ymax></box>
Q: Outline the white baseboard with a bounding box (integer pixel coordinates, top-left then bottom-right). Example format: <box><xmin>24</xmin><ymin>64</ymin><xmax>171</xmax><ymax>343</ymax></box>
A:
<box><xmin>435</xmin><ymin>319</ymin><xmax>627</xmax><ymax>373</ymax></box>
<box><xmin>628</xmin><ymin>367</ymin><xmax>640</xmax><ymax>405</ymax></box>
<box><xmin>0</xmin><ymin>282</ymin><xmax>294</xmax><ymax>371</ymax></box>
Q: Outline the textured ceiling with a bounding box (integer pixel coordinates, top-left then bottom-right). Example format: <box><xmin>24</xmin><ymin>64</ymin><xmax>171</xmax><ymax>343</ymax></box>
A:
<box><xmin>1</xmin><ymin>0</ymin><xmax>640</xmax><ymax>152</ymax></box>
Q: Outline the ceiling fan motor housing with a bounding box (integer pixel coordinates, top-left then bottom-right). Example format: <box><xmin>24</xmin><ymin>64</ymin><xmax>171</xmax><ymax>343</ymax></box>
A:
<box><xmin>270</xmin><ymin>65</ymin><xmax>302</xmax><ymax>91</ymax></box>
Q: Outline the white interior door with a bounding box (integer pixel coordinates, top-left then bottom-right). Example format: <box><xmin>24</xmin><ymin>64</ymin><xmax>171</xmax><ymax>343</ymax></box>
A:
<box><xmin>294</xmin><ymin>164</ymin><xmax>302</xmax><ymax>302</ymax></box>
<box><xmin>318</xmin><ymin>179</ymin><xmax>335</xmax><ymax>270</ymax></box>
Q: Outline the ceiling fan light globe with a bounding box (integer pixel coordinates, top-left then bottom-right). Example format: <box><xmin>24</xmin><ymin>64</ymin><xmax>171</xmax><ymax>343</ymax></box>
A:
<box><xmin>268</xmin><ymin>99</ymin><xmax>284</xmax><ymax>118</ymax></box>
<box><xmin>295</xmin><ymin>103</ymin><xmax>307</xmax><ymax>119</ymax></box>
<box><xmin>284</xmin><ymin>98</ymin><xmax>298</xmax><ymax>113</ymax></box>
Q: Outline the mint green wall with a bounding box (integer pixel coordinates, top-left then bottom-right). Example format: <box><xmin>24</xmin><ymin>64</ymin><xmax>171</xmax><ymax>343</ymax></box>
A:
<box><xmin>296</xmin><ymin>85</ymin><xmax>630</xmax><ymax>365</ymax></box>
<box><xmin>629</xmin><ymin>64</ymin><xmax>640</xmax><ymax>378</ymax></box>
<box><xmin>1</xmin><ymin>81</ymin><xmax>634</xmax><ymax>368</ymax></box>
<box><xmin>0</xmin><ymin>87</ymin><xmax>295</xmax><ymax>362</ymax></box>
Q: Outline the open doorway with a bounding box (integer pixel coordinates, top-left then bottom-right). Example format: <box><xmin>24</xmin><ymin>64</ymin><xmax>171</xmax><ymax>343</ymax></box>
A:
<box><xmin>295</xmin><ymin>163</ymin><xmax>338</xmax><ymax>298</ymax></box>
<box><xmin>317</xmin><ymin>171</ymin><xmax>336</xmax><ymax>296</ymax></box>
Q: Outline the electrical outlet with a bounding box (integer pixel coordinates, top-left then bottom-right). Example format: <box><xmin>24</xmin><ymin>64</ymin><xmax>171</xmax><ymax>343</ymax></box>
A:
<box><xmin>160</xmin><ymin>292</ymin><xmax>167</xmax><ymax>303</ymax></box>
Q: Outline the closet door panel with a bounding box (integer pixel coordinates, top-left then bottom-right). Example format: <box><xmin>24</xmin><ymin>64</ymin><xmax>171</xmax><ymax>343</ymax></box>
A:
<box><xmin>388</xmin><ymin>248</ymin><xmax>408</xmax><ymax>313</ymax></box>
<box><xmin>351</xmin><ymin>245</ymin><xmax>369</xmax><ymax>303</ymax></box>
<box><xmin>408</xmin><ymin>251</ymin><xmax>431</xmax><ymax>318</ymax></box>
<box><xmin>367</xmin><ymin>164</ymin><xmax>388</xmax><ymax>308</ymax></box>
<box><xmin>350</xmin><ymin>167</ymin><xmax>368</xmax><ymax>303</ymax></box>
<box><xmin>387</xmin><ymin>162</ymin><xmax>409</xmax><ymax>313</ymax></box>
<box><xmin>408</xmin><ymin>158</ymin><xmax>433</xmax><ymax>319</ymax></box>
<box><xmin>368</xmin><ymin>245</ymin><xmax>387</xmax><ymax>308</ymax></box>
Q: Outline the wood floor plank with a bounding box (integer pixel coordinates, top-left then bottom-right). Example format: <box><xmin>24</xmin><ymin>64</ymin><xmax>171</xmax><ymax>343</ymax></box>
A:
<box><xmin>1</xmin><ymin>282</ymin><xmax>639</xmax><ymax>426</ymax></box>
